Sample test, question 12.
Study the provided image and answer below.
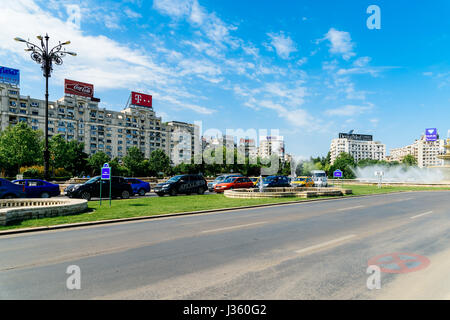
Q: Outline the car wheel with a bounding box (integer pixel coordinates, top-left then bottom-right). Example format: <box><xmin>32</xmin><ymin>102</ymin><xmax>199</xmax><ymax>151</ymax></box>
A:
<box><xmin>197</xmin><ymin>187</ymin><xmax>205</xmax><ymax>195</ymax></box>
<box><xmin>121</xmin><ymin>190</ymin><xmax>130</xmax><ymax>199</ymax></box>
<box><xmin>138</xmin><ymin>188</ymin><xmax>146</xmax><ymax>196</ymax></box>
<box><xmin>169</xmin><ymin>189</ymin><xmax>177</xmax><ymax>196</ymax></box>
<box><xmin>81</xmin><ymin>191</ymin><xmax>91</xmax><ymax>201</ymax></box>
<box><xmin>41</xmin><ymin>192</ymin><xmax>50</xmax><ymax>198</ymax></box>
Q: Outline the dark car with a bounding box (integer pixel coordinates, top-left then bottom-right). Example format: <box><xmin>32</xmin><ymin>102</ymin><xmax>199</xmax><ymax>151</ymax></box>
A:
<box><xmin>207</xmin><ymin>173</ymin><xmax>243</xmax><ymax>192</ymax></box>
<box><xmin>0</xmin><ymin>178</ymin><xmax>26</xmax><ymax>199</ymax></box>
<box><xmin>154</xmin><ymin>174</ymin><xmax>207</xmax><ymax>196</ymax></box>
<box><xmin>65</xmin><ymin>176</ymin><xmax>133</xmax><ymax>201</ymax></box>
<box><xmin>257</xmin><ymin>175</ymin><xmax>291</xmax><ymax>188</ymax></box>
<box><xmin>125</xmin><ymin>178</ymin><xmax>151</xmax><ymax>196</ymax></box>
<box><xmin>13</xmin><ymin>179</ymin><xmax>60</xmax><ymax>198</ymax></box>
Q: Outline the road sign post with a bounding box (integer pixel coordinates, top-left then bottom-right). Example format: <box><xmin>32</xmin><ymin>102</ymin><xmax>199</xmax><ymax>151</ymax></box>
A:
<box><xmin>101</xmin><ymin>163</ymin><xmax>111</xmax><ymax>207</ymax></box>
<box><xmin>374</xmin><ymin>171</ymin><xmax>384</xmax><ymax>189</ymax></box>
<box><xmin>333</xmin><ymin>169</ymin><xmax>343</xmax><ymax>187</ymax></box>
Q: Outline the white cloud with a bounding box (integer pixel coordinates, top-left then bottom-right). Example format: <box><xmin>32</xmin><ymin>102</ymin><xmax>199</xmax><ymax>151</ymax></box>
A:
<box><xmin>0</xmin><ymin>0</ymin><xmax>216</xmax><ymax>115</ymax></box>
<box><xmin>267</xmin><ymin>32</ymin><xmax>297</xmax><ymax>59</ymax></box>
<box><xmin>323</xmin><ymin>28</ymin><xmax>355</xmax><ymax>60</ymax></box>
<box><xmin>124</xmin><ymin>8</ymin><xmax>142</xmax><ymax>19</ymax></box>
<box><xmin>152</xmin><ymin>0</ymin><xmax>192</xmax><ymax>18</ymax></box>
<box><xmin>325</xmin><ymin>104</ymin><xmax>373</xmax><ymax>116</ymax></box>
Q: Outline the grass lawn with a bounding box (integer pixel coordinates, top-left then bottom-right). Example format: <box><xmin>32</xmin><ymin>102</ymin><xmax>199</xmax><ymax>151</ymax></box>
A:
<box><xmin>1</xmin><ymin>185</ymin><xmax>450</xmax><ymax>231</ymax></box>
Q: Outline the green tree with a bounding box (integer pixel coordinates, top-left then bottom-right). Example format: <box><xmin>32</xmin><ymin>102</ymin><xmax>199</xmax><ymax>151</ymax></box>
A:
<box><xmin>329</xmin><ymin>152</ymin><xmax>356</xmax><ymax>179</ymax></box>
<box><xmin>123</xmin><ymin>147</ymin><xmax>145</xmax><ymax>177</ymax></box>
<box><xmin>87</xmin><ymin>151</ymin><xmax>111</xmax><ymax>176</ymax></box>
<box><xmin>402</xmin><ymin>154</ymin><xmax>417</xmax><ymax>166</ymax></box>
<box><xmin>0</xmin><ymin>122</ymin><xmax>43</xmax><ymax>175</ymax></box>
<box><xmin>49</xmin><ymin>135</ymin><xmax>88</xmax><ymax>176</ymax></box>
<box><xmin>149</xmin><ymin>149</ymin><xmax>171</xmax><ymax>176</ymax></box>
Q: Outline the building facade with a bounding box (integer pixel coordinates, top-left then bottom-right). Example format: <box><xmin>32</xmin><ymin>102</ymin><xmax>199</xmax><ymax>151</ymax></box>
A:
<box><xmin>389</xmin><ymin>134</ymin><xmax>444</xmax><ymax>168</ymax></box>
<box><xmin>258</xmin><ymin>136</ymin><xmax>285</xmax><ymax>159</ymax></box>
<box><xmin>0</xmin><ymin>82</ymin><xmax>196</xmax><ymax>162</ymax></box>
<box><xmin>330</xmin><ymin>132</ymin><xmax>386</xmax><ymax>164</ymax></box>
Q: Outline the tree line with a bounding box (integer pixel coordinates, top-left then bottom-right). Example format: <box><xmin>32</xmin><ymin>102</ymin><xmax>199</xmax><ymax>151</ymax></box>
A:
<box><xmin>0</xmin><ymin>123</ymin><xmax>291</xmax><ymax>179</ymax></box>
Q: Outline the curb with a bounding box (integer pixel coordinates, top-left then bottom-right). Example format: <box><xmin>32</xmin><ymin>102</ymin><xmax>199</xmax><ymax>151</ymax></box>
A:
<box><xmin>0</xmin><ymin>189</ymin><xmax>442</xmax><ymax>236</ymax></box>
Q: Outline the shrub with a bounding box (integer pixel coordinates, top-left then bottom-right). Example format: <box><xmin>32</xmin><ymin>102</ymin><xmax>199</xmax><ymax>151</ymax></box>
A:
<box><xmin>20</xmin><ymin>165</ymin><xmax>44</xmax><ymax>179</ymax></box>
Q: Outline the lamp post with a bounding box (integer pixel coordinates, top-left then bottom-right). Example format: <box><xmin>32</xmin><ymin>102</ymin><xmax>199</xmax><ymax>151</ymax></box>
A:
<box><xmin>14</xmin><ymin>34</ymin><xmax>76</xmax><ymax>180</ymax></box>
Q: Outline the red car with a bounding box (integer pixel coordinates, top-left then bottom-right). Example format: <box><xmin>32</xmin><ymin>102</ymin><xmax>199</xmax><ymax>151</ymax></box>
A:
<box><xmin>214</xmin><ymin>176</ymin><xmax>254</xmax><ymax>193</ymax></box>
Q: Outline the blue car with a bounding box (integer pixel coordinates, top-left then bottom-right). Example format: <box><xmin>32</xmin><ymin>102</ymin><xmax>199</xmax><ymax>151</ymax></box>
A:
<box><xmin>258</xmin><ymin>175</ymin><xmax>291</xmax><ymax>188</ymax></box>
<box><xmin>0</xmin><ymin>178</ymin><xmax>27</xmax><ymax>199</ymax></box>
<box><xmin>125</xmin><ymin>178</ymin><xmax>151</xmax><ymax>196</ymax></box>
<box><xmin>12</xmin><ymin>179</ymin><xmax>61</xmax><ymax>198</ymax></box>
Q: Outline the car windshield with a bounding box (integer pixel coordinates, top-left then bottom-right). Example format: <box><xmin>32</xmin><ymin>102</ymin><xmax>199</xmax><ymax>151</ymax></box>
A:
<box><xmin>223</xmin><ymin>177</ymin><xmax>236</xmax><ymax>183</ymax></box>
<box><xmin>167</xmin><ymin>176</ymin><xmax>183</xmax><ymax>182</ymax></box>
<box><xmin>295</xmin><ymin>178</ymin><xmax>306</xmax><ymax>181</ymax></box>
<box><xmin>314</xmin><ymin>173</ymin><xmax>326</xmax><ymax>177</ymax></box>
<box><xmin>215</xmin><ymin>176</ymin><xmax>226</xmax><ymax>182</ymax></box>
<box><xmin>85</xmin><ymin>177</ymin><xmax>100</xmax><ymax>184</ymax></box>
<box><xmin>263</xmin><ymin>177</ymin><xmax>276</xmax><ymax>182</ymax></box>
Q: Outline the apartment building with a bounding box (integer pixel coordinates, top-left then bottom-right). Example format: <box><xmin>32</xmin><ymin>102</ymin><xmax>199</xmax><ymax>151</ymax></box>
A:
<box><xmin>0</xmin><ymin>82</ymin><xmax>196</xmax><ymax>162</ymax></box>
<box><xmin>258</xmin><ymin>136</ymin><xmax>285</xmax><ymax>159</ymax></box>
<box><xmin>238</xmin><ymin>138</ymin><xmax>257</xmax><ymax>160</ymax></box>
<box><xmin>389</xmin><ymin>134</ymin><xmax>444</xmax><ymax>168</ymax></box>
<box><xmin>330</xmin><ymin>132</ymin><xmax>386</xmax><ymax>164</ymax></box>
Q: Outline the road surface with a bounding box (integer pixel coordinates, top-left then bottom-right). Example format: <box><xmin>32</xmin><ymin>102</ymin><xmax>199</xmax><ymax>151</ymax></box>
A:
<box><xmin>1</xmin><ymin>191</ymin><xmax>450</xmax><ymax>299</ymax></box>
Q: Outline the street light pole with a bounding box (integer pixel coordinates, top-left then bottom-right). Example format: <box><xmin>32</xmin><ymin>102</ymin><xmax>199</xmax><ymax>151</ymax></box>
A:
<box><xmin>14</xmin><ymin>34</ymin><xmax>76</xmax><ymax>180</ymax></box>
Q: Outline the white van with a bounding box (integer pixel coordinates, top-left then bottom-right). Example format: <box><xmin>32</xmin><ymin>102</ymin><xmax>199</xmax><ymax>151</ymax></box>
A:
<box><xmin>311</xmin><ymin>170</ymin><xmax>328</xmax><ymax>187</ymax></box>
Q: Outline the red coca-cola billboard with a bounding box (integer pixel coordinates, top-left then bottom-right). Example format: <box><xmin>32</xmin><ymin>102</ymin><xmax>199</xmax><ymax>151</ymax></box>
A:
<box><xmin>64</xmin><ymin>79</ymin><xmax>94</xmax><ymax>98</ymax></box>
<box><xmin>131</xmin><ymin>91</ymin><xmax>152</xmax><ymax>107</ymax></box>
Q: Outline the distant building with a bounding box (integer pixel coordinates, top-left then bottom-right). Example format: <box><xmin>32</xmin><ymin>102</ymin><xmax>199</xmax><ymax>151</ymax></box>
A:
<box><xmin>238</xmin><ymin>138</ymin><xmax>257</xmax><ymax>160</ymax></box>
<box><xmin>389</xmin><ymin>134</ymin><xmax>444</xmax><ymax>168</ymax></box>
<box><xmin>330</xmin><ymin>132</ymin><xmax>386</xmax><ymax>164</ymax></box>
<box><xmin>258</xmin><ymin>135</ymin><xmax>285</xmax><ymax>159</ymax></box>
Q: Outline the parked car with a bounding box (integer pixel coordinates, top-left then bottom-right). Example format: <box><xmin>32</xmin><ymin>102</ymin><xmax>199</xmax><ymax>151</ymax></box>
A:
<box><xmin>290</xmin><ymin>176</ymin><xmax>314</xmax><ymax>188</ymax></box>
<box><xmin>311</xmin><ymin>170</ymin><xmax>328</xmax><ymax>187</ymax></box>
<box><xmin>154</xmin><ymin>174</ymin><xmax>207</xmax><ymax>196</ymax></box>
<box><xmin>0</xmin><ymin>178</ymin><xmax>26</xmax><ymax>199</ymax></box>
<box><xmin>12</xmin><ymin>179</ymin><xmax>61</xmax><ymax>198</ymax></box>
<box><xmin>249</xmin><ymin>177</ymin><xmax>260</xmax><ymax>186</ymax></box>
<box><xmin>65</xmin><ymin>176</ymin><xmax>133</xmax><ymax>201</ymax></box>
<box><xmin>207</xmin><ymin>173</ymin><xmax>243</xmax><ymax>192</ymax></box>
<box><xmin>214</xmin><ymin>176</ymin><xmax>254</xmax><ymax>193</ymax></box>
<box><xmin>257</xmin><ymin>175</ymin><xmax>291</xmax><ymax>188</ymax></box>
<box><xmin>125</xmin><ymin>178</ymin><xmax>151</xmax><ymax>196</ymax></box>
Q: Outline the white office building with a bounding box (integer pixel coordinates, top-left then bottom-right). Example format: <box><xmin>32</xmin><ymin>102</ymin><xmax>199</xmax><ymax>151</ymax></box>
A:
<box><xmin>330</xmin><ymin>132</ymin><xmax>386</xmax><ymax>164</ymax></box>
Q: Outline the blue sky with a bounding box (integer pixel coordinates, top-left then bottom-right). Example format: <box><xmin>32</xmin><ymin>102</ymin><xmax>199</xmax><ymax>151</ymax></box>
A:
<box><xmin>1</xmin><ymin>0</ymin><xmax>449</xmax><ymax>159</ymax></box>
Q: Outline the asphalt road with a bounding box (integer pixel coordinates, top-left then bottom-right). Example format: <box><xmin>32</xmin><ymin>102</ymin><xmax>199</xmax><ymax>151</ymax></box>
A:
<box><xmin>1</xmin><ymin>191</ymin><xmax>450</xmax><ymax>299</ymax></box>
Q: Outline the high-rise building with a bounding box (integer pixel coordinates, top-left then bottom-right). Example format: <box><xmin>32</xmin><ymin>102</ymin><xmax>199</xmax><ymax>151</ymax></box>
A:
<box><xmin>329</xmin><ymin>132</ymin><xmax>385</xmax><ymax>164</ymax></box>
<box><xmin>389</xmin><ymin>134</ymin><xmax>444</xmax><ymax>168</ymax></box>
<box><xmin>258</xmin><ymin>136</ymin><xmax>285</xmax><ymax>159</ymax></box>
<box><xmin>0</xmin><ymin>82</ymin><xmax>195</xmax><ymax>162</ymax></box>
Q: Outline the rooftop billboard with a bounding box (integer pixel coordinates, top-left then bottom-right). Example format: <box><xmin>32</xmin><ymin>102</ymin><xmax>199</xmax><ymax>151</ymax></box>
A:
<box><xmin>0</xmin><ymin>66</ymin><xmax>20</xmax><ymax>86</ymax></box>
<box><xmin>64</xmin><ymin>79</ymin><xmax>94</xmax><ymax>98</ymax></box>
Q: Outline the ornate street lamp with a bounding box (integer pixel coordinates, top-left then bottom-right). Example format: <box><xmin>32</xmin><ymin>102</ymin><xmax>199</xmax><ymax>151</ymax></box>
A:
<box><xmin>14</xmin><ymin>34</ymin><xmax>76</xmax><ymax>180</ymax></box>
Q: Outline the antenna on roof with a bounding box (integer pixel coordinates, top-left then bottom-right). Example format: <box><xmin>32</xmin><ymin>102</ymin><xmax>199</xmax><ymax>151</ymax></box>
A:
<box><xmin>348</xmin><ymin>130</ymin><xmax>354</xmax><ymax>134</ymax></box>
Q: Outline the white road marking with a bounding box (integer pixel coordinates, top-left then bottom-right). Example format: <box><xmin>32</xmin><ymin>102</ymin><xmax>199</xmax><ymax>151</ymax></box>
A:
<box><xmin>410</xmin><ymin>211</ymin><xmax>433</xmax><ymax>219</ymax></box>
<box><xmin>337</xmin><ymin>205</ymin><xmax>364</xmax><ymax>211</ymax></box>
<box><xmin>201</xmin><ymin>221</ymin><xmax>268</xmax><ymax>234</ymax></box>
<box><xmin>295</xmin><ymin>234</ymin><xmax>357</xmax><ymax>254</ymax></box>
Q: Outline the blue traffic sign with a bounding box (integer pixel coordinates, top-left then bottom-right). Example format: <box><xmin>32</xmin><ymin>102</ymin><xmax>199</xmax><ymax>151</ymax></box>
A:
<box><xmin>101</xmin><ymin>163</ymin><xmax>111</xmax><ymax>180</ymax></box>
<box><xmin>333</xmin><ymin>169</ymin><xmax>343</xmax><ymax>178</ymax></box>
